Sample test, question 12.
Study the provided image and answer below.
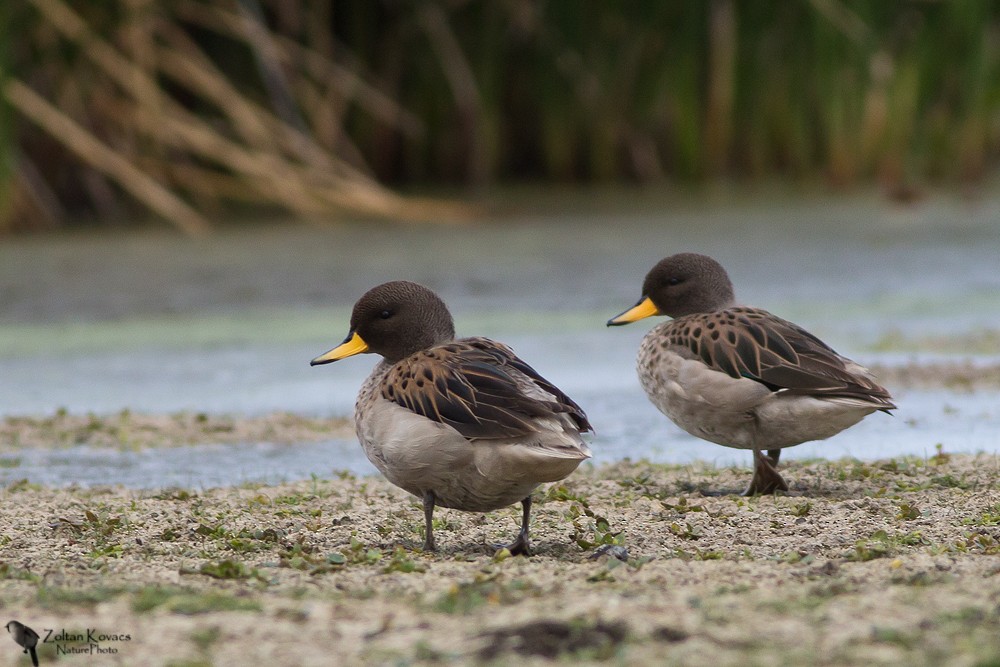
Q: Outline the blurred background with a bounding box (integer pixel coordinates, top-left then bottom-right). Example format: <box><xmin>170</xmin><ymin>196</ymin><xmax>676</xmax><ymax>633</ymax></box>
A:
<box><xmin>3</xmin><ymin>0</ymin><xmax>1000</xmax><ymax>231</ymax></box>
<box><xmin>2</xmin><ymin>1</ymin><xmax>1000</xmax><ymax>487</ymax></box>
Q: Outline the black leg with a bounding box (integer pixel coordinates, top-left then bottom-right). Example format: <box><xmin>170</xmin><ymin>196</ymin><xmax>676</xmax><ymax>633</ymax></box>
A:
<box><xmin>744</xmin><ymin>449</ymin><xmax>789</xmax><ymax>496</ymax></box>
<box><xmin>422</xmin><ymin>490</ymin><xmax>437</xmax><ymax>552</ymax></box>
<box><xmin>505</xmin><ymin>496</ymin><xmax>532</xmax><ymax>556</ymax></box>
<box><xmin>767</xmin><ymin>449</ymin><xmax>781</xmax><ymax>465</ymax></box>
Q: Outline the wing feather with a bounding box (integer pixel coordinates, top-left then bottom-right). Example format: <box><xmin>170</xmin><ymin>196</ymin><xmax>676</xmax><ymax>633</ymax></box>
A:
<box><xmin>381</xmin><ymin>338</ymin><xmax>592</xmax><ymax>439</ymax></box>
<box><xmin>667</xmin><ymin>307</ymin><xmax>895</xmax><ymax>409</ymax></box>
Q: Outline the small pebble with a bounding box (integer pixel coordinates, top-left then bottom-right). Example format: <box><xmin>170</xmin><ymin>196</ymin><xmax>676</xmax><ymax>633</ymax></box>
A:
<box><xmin>589</xmin><ymin>544</ymin><xmax>629</xmax><ymax>562</ymax></box>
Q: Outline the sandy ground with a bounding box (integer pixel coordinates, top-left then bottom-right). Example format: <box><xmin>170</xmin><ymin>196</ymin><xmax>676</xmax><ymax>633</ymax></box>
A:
<box><xmin>1</xmin><ymin>446</ymin><xmax>999</xmax><ymax>666</ymax></box>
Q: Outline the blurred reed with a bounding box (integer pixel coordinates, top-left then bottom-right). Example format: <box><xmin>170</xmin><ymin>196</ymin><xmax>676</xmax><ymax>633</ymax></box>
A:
<box><xmin>2</xmin><ymin>0</ymin><xmax>998</xmax><ymax>233</ymax></box>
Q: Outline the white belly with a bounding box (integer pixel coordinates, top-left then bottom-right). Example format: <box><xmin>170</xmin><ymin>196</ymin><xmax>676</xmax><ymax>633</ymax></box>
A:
<box><xmin>638</xmin><ymin>338</ymin><xmax>876</xmax><ymax>451</ymax></box>
<box><xmin>355</xmin><ymin>382</ymin><xmax>589</xmax><ymax>511</ymax></box>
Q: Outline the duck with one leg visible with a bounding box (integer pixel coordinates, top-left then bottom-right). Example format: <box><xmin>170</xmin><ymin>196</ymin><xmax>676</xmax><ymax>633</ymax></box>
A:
<box><xmin>608</xmin><ymin>253</ymin><xmax>895</xmax><ymax>495</ymax></box>
<box><xmin>312</xmin><ymin>281</ymin><xmax>592</xmax><ymax>554</ymax></box>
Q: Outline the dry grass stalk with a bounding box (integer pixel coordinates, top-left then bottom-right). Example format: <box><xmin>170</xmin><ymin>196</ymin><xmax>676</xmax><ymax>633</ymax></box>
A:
<box><xmin>11</xmin><ymin>0</ymin><xmax>462</xmax><ymax>232</ymax></box>
<box><xmin>4</xmin><ymin>78</ymin><xmax>211</xmax><ymax>235</ymax></box>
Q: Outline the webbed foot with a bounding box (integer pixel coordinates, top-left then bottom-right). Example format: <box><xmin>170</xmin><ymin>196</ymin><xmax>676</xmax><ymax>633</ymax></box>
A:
<box><xmin>743</xmin><ymin>449</ymin><xmax>789</xmax><ymax>496</ymax></box>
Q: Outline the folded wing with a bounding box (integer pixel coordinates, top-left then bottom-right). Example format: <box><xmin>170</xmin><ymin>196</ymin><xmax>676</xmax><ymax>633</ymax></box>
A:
<box><xmin>668</xmin><ymin>307</ymin><xmax>896</xmax><ymax>410</ymax></box>
<box><xmin>381</xmin><ymin>338</ymin><xmax>593</xmax><ymax>439</ymax></box>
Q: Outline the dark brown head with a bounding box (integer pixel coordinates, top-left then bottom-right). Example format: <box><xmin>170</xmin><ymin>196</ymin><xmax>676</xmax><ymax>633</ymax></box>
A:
<box><xmin>311</xmin><ymin>281</ymin><xmax>456</xmax><ymax>365</ymax></box>
<box><xmin>607</xmin><ymin>253</ymin><xmax>736</xmax><ymax>325</ymax></box>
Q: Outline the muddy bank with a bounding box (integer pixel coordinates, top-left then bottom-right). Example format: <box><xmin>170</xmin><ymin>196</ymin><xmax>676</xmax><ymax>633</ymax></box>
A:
<box><xmin>870</xmin><ymin>360</ymin><xmax>1000</xmax><ymax>391</ymax></box>
<box><xmin>0</xmin><ymin>411</ymin><xmax>352</xmax><ymax>452</ymax></box>
<box><xmin>0</xmin><ymin>455</ymin><xmax>998</xmax><ymax>666</ymax></box>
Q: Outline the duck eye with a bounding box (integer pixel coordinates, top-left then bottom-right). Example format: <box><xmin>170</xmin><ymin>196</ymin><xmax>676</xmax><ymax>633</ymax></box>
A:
<box><xmin>379</xmin><ymin>310</ymin><xmax>392</xmax><ymax>319</ymax></box>
<box><xmin>666</xmin><ymin>277</ymin><xmax>681</xmax><ymax>286</ymax></box>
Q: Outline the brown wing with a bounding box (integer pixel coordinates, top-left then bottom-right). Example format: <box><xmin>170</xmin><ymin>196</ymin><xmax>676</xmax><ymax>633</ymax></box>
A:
<box><xmin>666</xmin><ymin>307</ymin><xmax>895</xmax><ymax>409</ymax></box>
<box><xmin>381</xmin><ymin>338</ymin><xmax>592</xmax><ymax>439</ymax></box>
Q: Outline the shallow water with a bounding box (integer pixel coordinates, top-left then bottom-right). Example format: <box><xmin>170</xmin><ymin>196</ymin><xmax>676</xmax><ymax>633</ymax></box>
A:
<box><xmin>0</xmin><ymin>386</ymin><xmax>995</xmax><ymax>490</ymax></box>
<box><xmin>2</xmin><ymin>190</ymin><xmax>999</xmax><ymax>488</ymax></box>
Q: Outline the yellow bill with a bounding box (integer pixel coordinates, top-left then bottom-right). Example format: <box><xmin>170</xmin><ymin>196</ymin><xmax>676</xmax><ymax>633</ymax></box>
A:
<box><xmin>310</xmin><ymin>331</ymin><xmax>369</xmax><ymax>366</ymax></box>
<box><xmin>606</xmin><ymin>296</ymin><xmax>660</xmax><ymax>326</ymax></box>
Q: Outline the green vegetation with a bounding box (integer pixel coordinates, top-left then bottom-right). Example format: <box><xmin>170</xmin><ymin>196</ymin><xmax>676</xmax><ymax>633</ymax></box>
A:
<box><xmin>4</xmin><ymin>1</ymin><xmax>1000</xmax><ymax>231</ymax></box>
<box><xmin>845</xmin><ymin>529</ymin><xmax>928</xmax><ymax>562</ymax></box>
<box><xmin>37</xmin><ymin>586</ymin><xmax>128</xmax><ymax>609</ymax></box>
<box><xmin>133</xmin><ymin>586</ymin><xmax>262</xmax><ymax>614</ymax></box>
<box><xmin>183</xmin><ymin>559</ymin><xmax>262</xmax><ymax>581</ymax></box>
<box><xmin>435</xmin><ymin>573</ymin><xmax>540</xmax><ymax>615</ymax></box>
